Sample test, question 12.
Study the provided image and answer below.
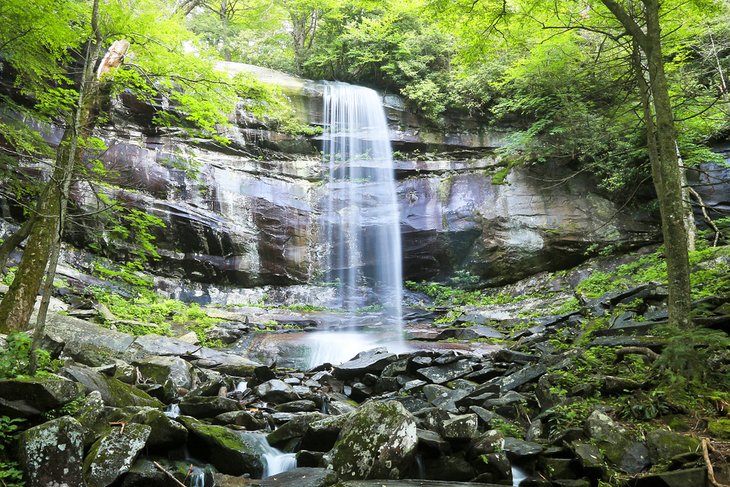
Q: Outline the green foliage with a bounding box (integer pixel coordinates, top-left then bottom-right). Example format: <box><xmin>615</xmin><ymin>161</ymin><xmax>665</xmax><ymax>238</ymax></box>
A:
<box><xmin>576</xmin><ymin>246</ymin><xmax>730</xmax><ymax>299</ymax></box>
<box><xmin>490</xmin><ymin>418</ymin><xmax>523</xmax><ymax>439</ymax></box>
<box><xmin>0</xmin><ymin>333</ymin><xmax>59</xmax><ymax>379</ymax></box>
<box><xmin>0</xmin><ymin>415</ymin><xmax>24</xmax><ymax>487</ymax></box>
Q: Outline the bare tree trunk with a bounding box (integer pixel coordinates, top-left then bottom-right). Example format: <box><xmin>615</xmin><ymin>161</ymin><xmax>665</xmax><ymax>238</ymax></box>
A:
<box><xmin>642</xmin><ymin>0</ymin><xmax>692</xmax><ymax>328</ymax></box>
<box><xmin>0</xmin><ymin>215</ymin><xmax>36</xmax><ymax>272</ymax></box>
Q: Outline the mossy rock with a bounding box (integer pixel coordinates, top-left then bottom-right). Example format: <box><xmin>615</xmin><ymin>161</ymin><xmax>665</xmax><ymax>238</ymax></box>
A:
<box><xmin>64</xmin><ymin>364</ymin><xmax>163</xmax><ymax>408</ymax></box>
<box><xmin>83</xmin><ymin>423</ymin><xmax>151</xmax><ymax>487</ymax></box>
<box><xmin>708</xmin><ymin>419</ymin><xmax>730</xmax><ymax>440</ymax></box>
<box><xmin>129</xmin><ymin>407</ymin><xmax>188</xmax><ymax>448</ymax></box>
<box><xmin>331</xmin><ymin>400</ymin><xmax>417</xmax><ymax>480</ymax></box>
<box><xmin>177</xmin><ymin>416</ymin><xmax>266</xmax><ymax>477</ymax></box>
<box><xmin>646</xmin><ymin>430</ymin><xmax>701</xmax><ymax>464</ymax></box>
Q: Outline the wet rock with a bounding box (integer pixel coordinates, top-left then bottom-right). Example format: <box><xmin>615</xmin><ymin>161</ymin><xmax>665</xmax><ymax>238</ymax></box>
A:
<box><xmin>334</xmin><ymin>349</ymin><xmax>398</xmax><ymax>379</ymax></box>
<box><xmin>630</xmin><ymin>467</ymin><xmax>709</xmax><ymax>487</ymax></box>
<box><xmin>468</xmin><ymin>430</ymin><xmax>505</xmax><ymax>458</ymax></box>
<box><xmin>19</xmin><ymin>416</ymin><xmax>86</xmax><ymax>487</ymax></box>
<box><xmin>178</xmin><ymin>416</ymin><xmax>266</xmax><ymax>476</ymax></box>
<box><xmin>646</xmin><ymin>430</ymin><xmax>701</xmax><ymax>464</ymax></box>
<box><xmin>417</xmin><ymin>429</ymin><xmax>450</xmax><ymax>454</ymax></box>
<box><xmin>301</xmin><ymin>414</ymin><xmax>351</xmax><ymax>452</ymax></box>
<box><xmin>179</xmin><ymin>395</ymin><xmax>242</xmax><ymax>417</ymax></box>
<box><xmin>541</xmin><ymin>457</ymin><xmax>576</xmax><ymax>480</ymax></box>
<box><xmin>424</xmin><ymin>455</ymin><xmax>475</xmax><ymax>481</ymax></box>
<box><xmin>468</xmin><ymin>406</ymin><xmax>510</xmax><ymax>430</ymax></box>
<box><xmin>260</xmin><ymin>467</ymin><xmax>338</xmax><ymax>487</ymax></box>
<box><xmin>417</xmin><ymin>359</ymin><xmax>473</xmax><ymax>384</ymax></box>
<box><xmin>493</xmin><ymin>349</ymin><xmax>539</xmax><ymax>364</ymax></box>
<box><xmin>332</xmin><ymin>400</ymin><xmax>417</xmax><ymax>479</ymax></box>
<box><xmin>503</xmin><ymin>437</ymin><xmax>544</xmax><ymax>460</ymax></box>
<box><xmin>215</xmin><ymin>410</ymin><xmax>268</xmax><ymax>430</ymax></box>
<box><xmin>441</xmin><ymin>413</ymin><xmax>479</xmax><ymax>440</ymax></box>
<box><xmin>0</xmin><ymin>375</ymin><xmax>84</xmax><ymax>417</ymax></box>
<box><xmin>128</xmin><ymin>407</ymin><xmax>188</xmax><ymax>448</ymax></box>
<box><xmin>267</xmin><ymin>412</ymin><xmax>326</xmax><ymax>446</ymax></box>
<box><xmin>436</xmin><ymin>325</ymin><xmax>504</xmax><ymax>341</ymax></box>
<box><xmin>472</xmin><ymin>451</ymin><xmax>512</xmax><ymax>484</ymax></box>
<box><xmin>133</xmin><ymin>356</ymin><xmax>193</xmax><ymax>402</ymax></box>
<box><xmin>254</xmin><ymin>379</ymin><xmax>299</xmax><ymax>403</ymax></box>
<box><xmin>63</xmin><ymin>364</ymin><xmax>163</xmax><ymax>408</ymax></box>
<box><xmin>83</xmin><ymin>423</ymin><xmax>151</xmax><ymax>487</ymax></box>
<box><xmin>275</xmin><ymin>399</ymin><xmax>318</xmax><ymax>412</ymax></box>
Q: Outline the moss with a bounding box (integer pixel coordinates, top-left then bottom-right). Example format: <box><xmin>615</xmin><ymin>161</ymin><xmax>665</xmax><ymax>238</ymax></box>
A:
<box><xmin>708</xmin><ymin>419</ymin><xmax>730</xmax><ymax>440</ymax></box>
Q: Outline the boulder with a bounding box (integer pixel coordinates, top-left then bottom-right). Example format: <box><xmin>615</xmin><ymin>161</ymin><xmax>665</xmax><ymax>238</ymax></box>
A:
<box><xmin>254</xmin><ymin>379</ymin><xmax>299</xmax><ymax>403</ymax></box>
<box><xmin>267</xmin><ymin>412</ymin><xmax>326</xmax><ymax>446</ymax></box>
<box><xmin>73</xmin><ymin>391</ymin><xmax>107</xmax><ymax>446</ymax></box>
<box><xmin>19</xmin><ymin>416</ymin><xmax>86</xmax><ymax>487</ymax></box>
<box><xmin>128</xmin><ymin>407</ymin><xmax>188</xmax><ymax>448</ymax></box>
<box><xmin>416</xmin><ymin>359</ymin><xmax>473</xmax><ymax>385</ymax></box>
<box><xmin>440</xmin><ymin>414</ymin><xmax>479</xmax><ymax>440</ymax></box>
<box><xmin>332</xmin><ymin>401</ymin><xmax>417</xmax><ymax>479</ymax></box>
<box><xmin>0</xmin><ymin>375</ymin><xmax>83</xmax><ymax>417</ymax></box>
<box><xmin>215</xmin><ymin>410</ymin><xmax>268</xmax><ymax>430</ymax></box>
<box><xmin>502</xmin><ymin>437</ymin><xmax>544</xmax><ymax>460</ymax></box>
<box><xmin>179</xmin><ymin>416</ymin><xmax>266</xmax><ymax>477</ymax></box>
<box><xmin>83</xmin><ymin>423</ymin><xmax>151</xmax><ymax>487</ymax></box>
<box><xmin>63</xmin><ymin>364</ymin><xmax>162</xmax><ymax>408</ymax></box>
<box><xmin>334</xmin><ymin>349</ymin><xmax>398</xmax><ymax>379</ymax></box>
<box><xmin>301</xmin><ymin>414</ymin><xmax>352</xmax><ymax>452</ymax></box>
<box><xmin>584</xmin><ymin>410</ymin><xmax>637</xmax><ymax>471</ymax></box>
<box><xmin>423</xmin><ymin>384</ymin><xmax>469</xmax><ymax>413</ymax></box>
<box><xmin>497</xmin><ymin>363</ymin><xmax>547</xmax><ymax>392</ymax></box>
<box><xmin>260</xmin><ymin>467</ymin><xmax>338</xmax><ymax>487</ymax></box>
<box><xmin>179</xmin><ymin>395</ymin><xmax>242</xmax><ymax>417</ymax></box>
<box><xmin>646</xmin><ymin>430</ymin><xmax>701</xmax><ymax>464</ymax></box>
<box><xmin>133</xmin><ymin>356</ymin><xmax>193</xmax><ymax>402</ymax></box>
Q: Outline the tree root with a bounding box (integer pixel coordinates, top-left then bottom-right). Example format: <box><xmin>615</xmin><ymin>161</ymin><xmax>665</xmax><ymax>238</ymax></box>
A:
<box><xmin>615</xmin><ymin>346</ymin><xmax>659</xmax><ymax>362</ymax></box>
<box><xmin>703</xmin><ymin>438</ymin><xmax>730</xmax><ymax>487</ymax></box>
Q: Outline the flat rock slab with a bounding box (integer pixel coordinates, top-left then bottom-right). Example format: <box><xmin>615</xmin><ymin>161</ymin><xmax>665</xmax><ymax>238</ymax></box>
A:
<box><xmin>334</xmin><ymin>350</ymin><xmax>398</xmax><ymax>379</ymax></box>
<box><xmin>417</xmin><ymin>359</ymin><xmax>473</xmax><ymax>384</ymax></box>
<box><xmin>340</xmin><ymin>481</ymin><xmax>508</xmax><ymax>486</ymax></box>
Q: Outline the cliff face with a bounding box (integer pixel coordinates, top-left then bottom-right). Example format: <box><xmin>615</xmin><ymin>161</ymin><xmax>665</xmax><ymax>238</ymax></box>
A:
<box><xmin>4</xmin><ymin>63</ymin><xmax>699</xmax><ymax>288</ymax></box>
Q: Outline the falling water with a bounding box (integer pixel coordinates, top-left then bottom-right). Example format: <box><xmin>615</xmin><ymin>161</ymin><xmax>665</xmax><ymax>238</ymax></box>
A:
<box><xmin>188</xmin><ymin>466</ymin><xmax>206</xmax><ymax>487</ymax></box>
<box><xmin>164</xmin><ymin>403</ymin><xmax>180</xmax><ymax>418</ymax></box>
<box><xmin>321</xmin><ymin>82</ymin><xmax>403</xmax><ymax>334</ymax></box>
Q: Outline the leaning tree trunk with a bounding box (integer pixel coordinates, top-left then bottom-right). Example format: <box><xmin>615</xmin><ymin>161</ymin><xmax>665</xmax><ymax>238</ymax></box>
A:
<box><xmin>0</xmin><ymin>0</ymin><xmax>104</xmax><ymax>334</ymax></box>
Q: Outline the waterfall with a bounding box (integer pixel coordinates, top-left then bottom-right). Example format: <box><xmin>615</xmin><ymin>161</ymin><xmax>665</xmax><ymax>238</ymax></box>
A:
<box><xmin>321</xmin><ymin>82</ymin><xmax>403</xmax><ymax>332</ymax></box>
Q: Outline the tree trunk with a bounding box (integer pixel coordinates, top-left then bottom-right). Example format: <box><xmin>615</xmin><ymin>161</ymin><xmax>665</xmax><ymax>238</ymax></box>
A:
<box><xmin>0</xmin><ymin>214</ymin><xmax>36</xmax><ymax>272</ymax></box>
<box><xmin>0</xmin><ymin>0</ymin><xmax>103</xmax><ymax>334</ymax></box>
<box><xmin>642</xmin><ymin>0</ymin><xmax>692</xmax><ymax>328</ymax></box>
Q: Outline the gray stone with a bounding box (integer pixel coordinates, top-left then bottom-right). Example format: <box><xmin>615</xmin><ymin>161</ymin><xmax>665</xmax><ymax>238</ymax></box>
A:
<box><xmin>423</xmin><ymin>384</ymin><xmax>469</xmax><ymax>413</ymax></box>
<box><xmin>301</xmin><ymin>414</ymin><xmax>351</xmax><ymax>452</ymax></box>
<box><xmin>332</xmin><ymin>401</ymin><xmax>417</xmax><ymax>479</ymax></box>
<box><xmin>19</xmin><ymin>416</ymin><xmax>86</xmax><ymax>487</ymax></box>
<box><xmin>620</xmin><ymin>441</ymin><xmax>650</xmax><ymax>474</ymax></box>
<box><xmin>498</xmin><ymin>363</ymin><xmax>547</xmax><ymax>392</ymax></box>
<box><xmin>441</xmin><ymin>413</ymin><xmax>479</xmax><ymax>440</ymax></box>
<box><xmin>423</xmin><ymin>455</ymin><xmax>475</xmax><ymax>482</ymax></box>
<box><xmin>260</xmin><ymin>467</ymin><xmax>337</xmax><ymax>486</ymax></box>
<box><xmin>417</xmin><ymin>359</ymin><xmax>473</xmax><ymax>384</ymax></box>
<box><xmin>275</xmin><ymin>399</ymin><xmax>317</xmax><ymax>413</ymax></box>
<box><xmin>73</xmin><ymin>390</ymin><xmax>107</xmax><ymax>445</ymax></box>
<box><xmin>584</xmin><ymin>411</ymin><xmax>630</xmax><ymax>467</ymax></box>
<box><xmin>179</xmin><ymin>395</ymin><xmax>242</xmax><ymax>417</ymax></box>
<box><xmin>215</xmin><ymin>410</ymin><xmax>268</xmax><ymax>430</ymax></box>
<box><xmin>254</xmin><ymin>379</ymin><xmax>299</xmax><ymax>403</ymax></box>
<box><xmin>0</xmin><ymin>375</ymin><xmax>83</xmax><ymax>417</ymax></box>
<box><xmin>83</xmin><ymin>423</ymin><xmax>151</xmax><ymax>487</ymax></box>
<box><xmin>502</xmin><ymin>437</ymin><xmax>544</xmax><ymax>459</ymax></box>
<box><xmin>267</xmin><ymin>412</ymin><xmax>326</xmax><ymax>446</ymax></box>
<box><xmin>334</xmin><ymin>349</ymin><xmax>398</xmax><ymax>379</ymax></box>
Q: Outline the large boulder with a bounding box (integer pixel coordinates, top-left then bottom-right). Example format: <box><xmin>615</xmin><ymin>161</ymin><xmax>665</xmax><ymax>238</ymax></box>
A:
<box><xmin>63</xmin><ymin>364</ymin><xmax>163</xmax><ymax>408</ymax></box>
<box><xmin>0</xmin><ymin>375</ymin><xmax>83</xmax><ymax>417</ymax></box>
<box><xmin>331</xmin><ymin>401</ymin><xmax>417</xmax><ymax>480</ymax></box>
<box><xmin>83</xmin><ymin>423</ymin><xmax>151</xmax><ymax>487</ymax></box>
<box><xmin>19</xmin><ymin>416</ymin><xmax>86</xmax><ymax>487</ymax></box>
<box><xmin>178</xmin><ymin>416</ymin><xmax>267</xmax><ymax>477</ymax></box>
<box><xmin>133</xmin><ymin>356</ymin><xmax>193</xmax><ymax>402</ymax></box>
<box><xmin>128</xmin><ymin>407</ymin><xmax>188</xmax><ymax>448</ymax></box>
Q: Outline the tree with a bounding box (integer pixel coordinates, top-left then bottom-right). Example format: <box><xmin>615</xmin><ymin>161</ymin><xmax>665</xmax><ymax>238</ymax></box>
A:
<box><xmin>0</xmin><ymin>0</ymin><xmax>239</xmax><ymax>333</ymax></box>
